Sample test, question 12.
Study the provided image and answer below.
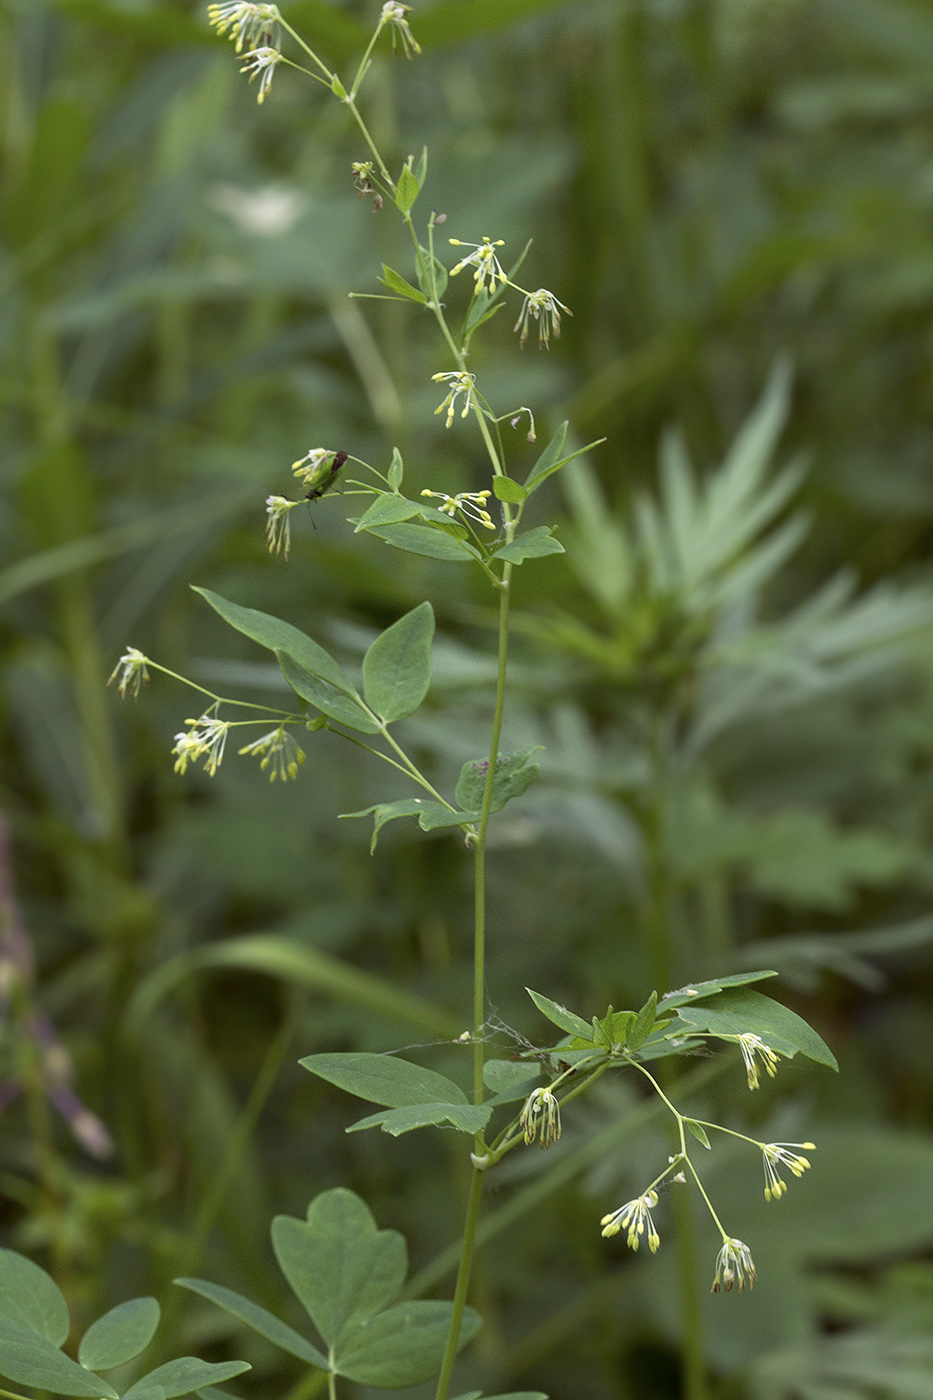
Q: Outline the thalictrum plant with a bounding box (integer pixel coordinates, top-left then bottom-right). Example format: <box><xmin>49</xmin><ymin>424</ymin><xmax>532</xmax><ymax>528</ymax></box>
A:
<box><xmin>4</xmin><ymin>6</ymin><xmax>838</xmax><ymax>1400</ymax></box>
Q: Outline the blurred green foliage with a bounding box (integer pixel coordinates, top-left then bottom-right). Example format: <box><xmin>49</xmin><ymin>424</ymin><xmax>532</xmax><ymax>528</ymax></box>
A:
<box><xmin>2</xmin><ymin>0</ymin><xmax>933</xmax><ymax>1397</ymax></box>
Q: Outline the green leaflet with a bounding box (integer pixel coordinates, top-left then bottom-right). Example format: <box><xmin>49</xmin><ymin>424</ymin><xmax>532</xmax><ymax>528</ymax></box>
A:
<box><xmin>299</xmin><ymin>1051</ymin><xmax>468</xmax><ymax>1108</ymax></box>
<box><xmin>362</xmin><ymin>601</ymin><xmax>434</xmax><ymax>723</ymax></box>
<box><xmin>674</xmin><ymin>987</ymin><xmax>838</xmax><ymax>1071</ymax></box>
<box><xmin>78</xmin><ymin>1298</ymin><xmax>160</xmax><ymax>1371</ymax></box>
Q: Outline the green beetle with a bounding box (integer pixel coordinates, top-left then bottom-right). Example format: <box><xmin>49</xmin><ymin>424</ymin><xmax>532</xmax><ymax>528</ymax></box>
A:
<box><xmin>303</xmin><ymin>449</ymin><xmax>347</xmax><ymax>503</ymax></box>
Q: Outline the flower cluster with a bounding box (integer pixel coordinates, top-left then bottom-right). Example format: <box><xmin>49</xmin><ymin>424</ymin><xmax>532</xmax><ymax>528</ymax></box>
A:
<box><xmin>600</xmin><ymin>1190</ymin><xmax>661</xmax><ymax>1253</ymax></box>
<box><xmin>519</xmin><ymin>1088</ymin><xmax>562</xmax><ymax>1148</ymax></box>
<box><xmin>109</xmin><ymin>647</ymin><xmax>150</xmax><ymax>699</ymax></box>
<box><xmin>207</xmin><ymin>2</ymin><xmax>281</xmax><ymax>52</ymax></box>
<box><xmin>239</xmin><ymin>46</ymin><xmax>282</xmax><ymax>104</ymax></box>
<box><xmin>431</xmin><ymin>371</ymin><xmax>477</xmax><ymax>428</ymax></box>
<box><xmin>513</xmin><ymin>288</ymin><xmax>572</xmax><ymax>349</ymax></box>
<box><xmin>239</xmin><ymin>726</ymin><xmax>305</xmax><ymax>782</ymax></box>
<box><xmin>265</xmin><ymin>495</ymin><xmax>299</xmax><ymax>558</ymax></box>
<box><xmin>379</xmin><ymin>2</ymin><xmax>421</xmax><ymax>58</ymax></box>
<box><xmin>172</xmin><ymin>716</ymin><xmax>230</xmax><ymax>776</ymax></box>
<box><xmin>421</xmin><ymin>488</ymin><xmax>495</xmax><ymax>530</ymax></box>
<box><xmin>449</xmin><ymin>237</ymin><xmax>507</xmax><ymax>296</ymax></box>
<box><xmin>736</xmin><ymin>1033</ymin><xmax>781</xmax><ymax>1090</ymax></box>
<box><xmin>711</xmin><ymin>1238</ymin><xmax>757</xmax><ymax>1293</ymax></box>
<box><xmin>761</xmin><ymin>1142</ymin><xmax>814</xmax><ymax>1201</ymax></box>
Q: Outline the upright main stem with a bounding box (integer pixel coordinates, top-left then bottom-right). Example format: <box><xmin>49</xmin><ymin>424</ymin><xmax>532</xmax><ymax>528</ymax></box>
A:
<box><xmin>642</xmin><ymin>717</ymin><xmax>707</xmax><ymax>1400</ymax></box>
<box><xmin>434</xmin><ymin>568</ymin><xmax>512</xmax><ymax>1400</ymax></box>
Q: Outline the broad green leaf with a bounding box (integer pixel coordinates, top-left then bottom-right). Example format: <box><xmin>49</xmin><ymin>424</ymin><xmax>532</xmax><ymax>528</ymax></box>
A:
<box><xmin>685</xmin><ymin>1119</ymin><xmax>711</xmax><ymax>1150</ymax></box>
<box><xmin>526</xmin><ymin>988</ymin><xmax>593</xmax><ymax>1039</ymax></box>
<box><xmin>416</xmin><ymin>803</ymin><xmax>479</xmax><ymax>831</ymax></box>
<box><xmin>353</xmin><ymin>494</ymin><xmax>422</xmax><ymax>532</ymax></box>
<box><xmin>173</xmin><ymin>1280</ymin><xmax>327</xmax><ymax>1369</ymax></box>
<box><xmin>121</xmin><ymin>1358</ymin><xmax>249</xmax><ymax>1400</ymax></box>
<box><xmin>366</xmin><ymin>523</ymin><xmax>480</xmax><ymax>561</ymax></box>
<box><xmin>193</xmin><ymin>589</ymin><xmax>356</xmax><ymax>695</ymax></box>
<box><xmin>627</xmin><ymin>991</ymin><xmax>658</xmax><ymax>1051</ymax></box>
<box><xmin>483</xmin><ymin>1060</ymin><xmax>540</xmax><ymax>1095</ymax></box>
<box><xmin>78</xmin><ymin>1297</ymin><xmax>160</xmax><ymax>1370</ymax></box>
<box><xmin>300</xmin><ymin>1052</ymin><xmax>468</xmax><ymax>1107</ymax></box>
<box><xmin>674</xmin><ymin>987</ymin><xmax>838</xmax><ymax>1070</ymax></box>
<box><xmin>387</xmin><ymin>447</ymin><xmax>404</xmax><ymax>491</ymax></box>
<box><xmin>395</xmin><ymin>163</ymin><xmax>420</xmax><ymax>214</ymax></box>
<box><xmin>454</xmin><ymin>748</ymin><xmax>543</xmax><ymax>814</ymax></box>
<box><xmin>0</xmin><ymin>1318</ymin><xmax>118</xmax><ymax>1397</ymax></box>
<box><xmin>491</xmin><ymin>527</ymin><xmax>564</xmax><ymax>564</ymax></box>
<box><xmin>340</xmin><ymin>799</ymin><xmax>427</xmax><ymax>853</ymax></box>
<box><xmin>379</xmin><ymin>264</ymin><xmax>426</xmax><ymax>304</ymax></box>
<box><xmin>272</xmin><ymin>1190</ymin><xmax>406</xmax><ymax>1347</ymax></box>
<box><xmin>492</xmin><ymin>476</ymin><xmax>527</xmax><ymax>504</ymax></box>
<box><xmin>0</xmin><ymin>1250</ymin><xmax>70</xmax><ymax>1346</ymax></box>
<box><xmin>656</xmin><ymin>971</ymin><xmax>777</xmax><ymax>1014</ymax></box>
<box><xmin>362</xmin><ymin>602</ymin><xmax>434</xmax><ymax>723</ymax></box>
<box><xmin>333</xmin><ymin>1301</ymin><xmax>482</xmax><ymax>1387</ymax></box>
<box><xmin>413</xmin><ymin>146</ymin><xmax>428</xmax><ymax>189</ymax></box>
<box><xmin>347</xmin><ymin>1102</ymin><xmax>492</xmax><ymax>1135</ymax></box>
<box><xmin>275</xmin><ymin>650</ymin><xmax>380</xmax><ymax>734</ymax></box>
<box><xmin>524</xmin><ymin>421</ymin><xmax>568</xmax><ymax>491</ymax></box>
<box><xmin>340</xmin><ymin>800</ymin><xmax>477</xmax><ymax>851</ymax></box>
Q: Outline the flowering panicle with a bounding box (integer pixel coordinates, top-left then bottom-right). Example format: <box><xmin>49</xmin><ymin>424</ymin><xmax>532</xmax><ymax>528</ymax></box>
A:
<box><xmin>239</xmin><ymin>727</ymin><xmax>305</xmax><ymax>781</ymax></box>
<box><xmin>172</xmin><ymin>716</ymin><xmax>230</xmax><ymax>776</ymax></box>
<box><xmin>513</xmin><ymin>288</ymin><xmax>572</xmax><ymax>348</ymax></box>
<box><xmin>207</xmin><ymin>3</ymin><xmax>281</xmax><ymax>52</ymax></box>
<box><xmin>449</xmin><ymin>237</ymin><xmax>507</xmax><ymax>296</ymax></box>
<box><xmin>109</xmin><ymin>647</ymin><xmax>150</xmax><ymax>699</ymax></box>
<box><xmin>711</xmin><ymin>1238</ymin><xmax>757</xmax><ymax>1293</ymax></box>
<box><xmin>761</xmin><ymin>1142</ymin><xmax>814</xmax><ymax>1201</ymax></box>
<box><xmin>421</xmin><ymin>489</ymin><xmax>495</xmax><ymax>530</ymax></box>
<box><xmin>379</xmin><ymin>3</ymin><xmax>421</xmax><ymax>57</ymax></box>
<box><xmin>431</xmin><ymin>371</ymin><xmax>477</xmax><ymax>428</ymax></box>
<box><xmin>519</xmin><ymin>1088</ymin><xmax>561</xmax><ymax>1148</ymax></box>
<box><xmin>600</xmin><ymin>1190</ymin><xmax>661</xmax><ymax>1253</ymax></box>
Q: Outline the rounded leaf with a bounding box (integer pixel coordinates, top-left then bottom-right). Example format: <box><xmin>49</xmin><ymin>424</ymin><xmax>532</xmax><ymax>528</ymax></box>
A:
<box><xmin>79</xmin><ymin>1297</ymin><xmax>160</xmax><ymax>1371</ymax></box>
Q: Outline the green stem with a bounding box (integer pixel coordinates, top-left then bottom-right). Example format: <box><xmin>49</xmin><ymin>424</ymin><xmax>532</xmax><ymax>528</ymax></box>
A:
<box><xmin>433</xmin><ymin>1167</ymin><xmax>485</xmax><ymax>1400</ymax></box>
<box><xmin>637</xmin><ymin>717</ymin><xmax>709</xmax><ymax>1400</ymax></box>
<box><xmin>434</xmin><ymin>543</ymin><xmax>514</xmax><ymax>1400</ymax></box>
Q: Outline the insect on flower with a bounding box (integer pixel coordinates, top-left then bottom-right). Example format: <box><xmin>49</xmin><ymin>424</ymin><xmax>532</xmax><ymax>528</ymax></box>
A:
<box><xmin>305</xmin><ymin>449</ymin><xmax>347</xmax><ymax>502</ymax></box>
<box><xmin>292</xmin><ymin>449</ymin><xmax>348</xmax><ymax>503</ymax></box>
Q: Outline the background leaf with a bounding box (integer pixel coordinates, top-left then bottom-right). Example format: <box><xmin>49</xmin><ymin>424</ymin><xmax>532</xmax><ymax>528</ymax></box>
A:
<box><xmin>173</xmin><ymin>1280</ymin><xmax>328</xmax><ymax>1369</ymax></box>
<box><xmin>272</xmin><ymin>1190</ymin><xmax>406</xmax><ymax>1349</ymax></box>
<box><xmin>78</xmin><ymin>1297</ymin><xmax>160</xmax><ymax>1371</ymax></box>
<box><xmin>0</xmin><ymin>1250</ymin><xmax>70</xmax><ymax>1347</ymax></box>
<box><xmin>333</xmin><ymin>1301</ymin><xmax>483</xmax><ymax>1387</ymax></box>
